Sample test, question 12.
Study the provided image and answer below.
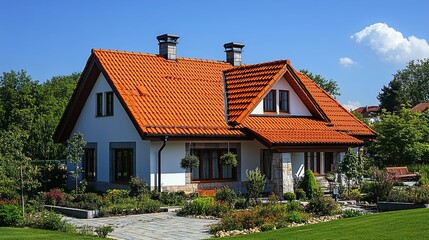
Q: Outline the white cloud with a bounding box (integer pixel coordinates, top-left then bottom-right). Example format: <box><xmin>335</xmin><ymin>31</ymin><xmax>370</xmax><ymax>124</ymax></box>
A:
<box><xmin>342</xmin><ymin>101</ymin><xmax>361</xmax><ymax>111</ymax></box>
<box><xmin>339</xmin><ymin>57</ymin><xmax>356</xmax><ymax>67</ymax></box>
<box><xmin>351</xmin><ymin>23</ymin><xmax>429</xmax><ymax>63</ymax></box>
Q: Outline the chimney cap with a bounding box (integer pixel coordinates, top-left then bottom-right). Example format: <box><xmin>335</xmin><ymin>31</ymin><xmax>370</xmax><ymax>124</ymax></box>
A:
<box><xmin>157</xmin><ymin>34</ymin><xmax>180</xmax><ymax>43</ymax></box>
<box><xmin>224</xmin><ymin>42</ymin><xmax>245</xmax><ymax>51</ymax></box>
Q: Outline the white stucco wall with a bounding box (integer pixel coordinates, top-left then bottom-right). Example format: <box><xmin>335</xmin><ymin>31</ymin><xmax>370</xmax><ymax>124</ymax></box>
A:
<box><xmin>150</xmin><ymin>141</ymin><xmax>186</xmax><ymax>187</ymax></box>
<box><xmin>72</xmin><ymin>73</ymin><xmax>151</xmax><ymax>184</ymax></box>
<box><xmin>240</xmin><ymin>140</ymin><xmax>265</xmax><ymax>180</ymax></box>
<box><xmin>251</xmin><ymin>77</ymin><xmax>312</xmax><ymax>116</ymax></box>
<box><xmin>292</xmin><ymin>152</ymin><xmax>305</xmax><ymax>179</ymax></box>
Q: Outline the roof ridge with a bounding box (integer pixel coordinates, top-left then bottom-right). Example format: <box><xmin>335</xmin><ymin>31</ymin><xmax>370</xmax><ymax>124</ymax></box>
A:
<box><xmin>225</xmin><ymin>59</ymin><xmax>289</xmax><ymax>72</ymax></box>
<box><xmin>92</xmin><ymin>48</ymin><xmax>231</xmax><ymax>65</ymax></box>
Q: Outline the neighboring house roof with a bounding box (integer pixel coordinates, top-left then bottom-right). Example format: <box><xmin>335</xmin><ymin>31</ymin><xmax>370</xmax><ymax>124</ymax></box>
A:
<box><xmin>411</xmin><ymin>102</ymin><xmax>429</xmax><ymax>112</ymax></box>
<box><xmin>54</xmin><ymin>48</ymin><xmax>376</xmax><ymax>146</ymax></box>
<box><xmin>353</xmin><ymin>106</ymin><xmax>380</xmax><ymax>117</ymax></box>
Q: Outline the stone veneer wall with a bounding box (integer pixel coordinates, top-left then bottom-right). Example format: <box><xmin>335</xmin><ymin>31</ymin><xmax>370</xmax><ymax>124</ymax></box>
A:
<box><xmin>162</xmin><ymin>181</ymin><xmax>244</xmax><ymax>194</ymax></box>
<box><xmin>271</xmin><ymin>153</ymin><xmax>294</xmax><ymax>197</ymax></box>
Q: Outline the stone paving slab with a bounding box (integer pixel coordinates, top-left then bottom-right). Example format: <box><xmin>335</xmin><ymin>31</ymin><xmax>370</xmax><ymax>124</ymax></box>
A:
<box><xmin>64</xmin><ymin>212</ymin><xmax>219</xmax><ymax>240</ymax></box>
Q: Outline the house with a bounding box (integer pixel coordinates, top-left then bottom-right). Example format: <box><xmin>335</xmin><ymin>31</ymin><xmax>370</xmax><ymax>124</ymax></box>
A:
<box><xmin>411</xmin><ymin>102</ymin><xmax>429</xmax><ymax>113</ymax></box>
<box><xmin>54</xmin><ymin>34</ymin><xmax>376</xmax><ymax>196</ymax></box>
<box><xmin>353</xmin><ymin>106</ymin><xmax>380</xmax><ymax>124</ymax></box>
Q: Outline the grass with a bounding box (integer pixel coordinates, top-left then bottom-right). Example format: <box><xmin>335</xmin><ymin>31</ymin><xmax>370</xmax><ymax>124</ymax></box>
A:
<box><xmin>0</xmin><ymin>227</ymin><xmax>99</xmax><ymax>240</ymax></box>
<box><xmin>224</xmin><ymin>208</ymin><xmax>429</xmax><ymax>240</ymax></box>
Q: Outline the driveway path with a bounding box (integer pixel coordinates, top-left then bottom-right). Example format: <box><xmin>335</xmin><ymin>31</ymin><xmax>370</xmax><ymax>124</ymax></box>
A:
<box><xmin>64</xmin><ymin>212</ymin><xmax>219</xmax><ymax>240</ymax></box>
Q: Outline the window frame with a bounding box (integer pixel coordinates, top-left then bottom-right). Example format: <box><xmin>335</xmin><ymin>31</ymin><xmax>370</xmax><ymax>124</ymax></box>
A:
<box><xmin>279</xmin><ymin>90</ymin><xmax>290</xmax><ymax>113</ymax></box>
<box><xmin>191</xmin><ymin>148</ymin><xmax>237</xmax><ymax>182</ymax></box>
<box><xmin>263</xmin><ymin>90</ymin><xmax>276</xmax><ymax>112</ymax></box>
<box><xmin>83</xmin><ymin>146</ymin><xmax>97</xmax><ymax>181</ymax></box>
<box><xmin>109</xmin><ymin>142</ymin><xmax>136</xmax><ymax>184</ymax></box>
<box><xmin>105</xmin><ymin>92</ymin><xmax>114</xmax><ymax>116</ymax></box>
<box><xmin>96</xmin><ymin>92</ymin><xmax>103</xmax><ymax>117</ymax></box>
<box><xmin>114</xmin><ymin>148</ymin><xmax>134</xmax><ymax>183</ymax></box>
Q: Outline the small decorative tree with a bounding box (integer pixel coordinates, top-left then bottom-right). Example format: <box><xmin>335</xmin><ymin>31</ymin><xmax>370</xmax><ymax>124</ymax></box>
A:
<box><xmin>66</xmin><ymin>132</ymin><xmax>86</xmax><ymax>194</ymax></box>
<box><xmin>337</xmin><ymin>148</ymin><xmax>363</xmax><ymax>196</ymax></box>
<box><xmin>245</xmin><ymin>167</ymin><xmax>266</xmax><ymax>200</ymax></box>
<box><xmin>220</xmin><ymin>151</ymin><xmax>238</xmax><ymax>167</ymax></box>
<box><xmin>180</xmin><ymin>154</ymin><xmax>199</xmax><ymax>170</ymax></box>
<box><xmin>300</xmin><ymin>169</ymin><xmax>321</xmax><ymax>199</ymax></box>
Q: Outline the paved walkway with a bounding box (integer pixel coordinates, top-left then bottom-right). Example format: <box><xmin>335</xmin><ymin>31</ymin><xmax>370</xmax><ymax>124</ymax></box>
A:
<box><xmin>64</xmin><ymin>212</ymin><xmax>219</xmax><ymax>240</ymax></box>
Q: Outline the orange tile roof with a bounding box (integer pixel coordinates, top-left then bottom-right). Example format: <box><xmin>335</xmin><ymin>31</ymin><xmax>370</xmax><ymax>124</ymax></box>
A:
<box><xmin>92</xmin><ymin>49</ymin><xmax>243</xmax><ymax>137</ymax></box>
<box><xmin>411</xmin><ymin>102</ymin><xmax>429</xmax><ymax>112</ymax></box>
<box><xmin>55</xmin><ymin>48</ymin><xmax>375</xmax><ymax>145</ymax></box>
<box><xmin>240</xmin><ymin>116</ymin><xmax>363</xmax><ymax>145</ymax></box>
<box><xmin>293</xmin><ymin>71</ymin><xmax>376</xmax><ymax>137</ymax></box>
<box><xmin>224</xmin><ymin>60</ymin><xmax>288</xmax><ymax>123</ymax></box>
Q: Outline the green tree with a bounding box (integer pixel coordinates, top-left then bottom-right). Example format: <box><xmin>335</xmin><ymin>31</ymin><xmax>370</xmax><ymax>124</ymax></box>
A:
<box><xmin>351</xmin><ymin>110</ymin><xmax>370</xmax><ymax>125</ymax></box>
<box><xmin>0</xmin><ymin>130</ymin><xmax>40</xmax><ymax>216</ymax></box>
<box><xmin>245</xmin><ymin>167</ymin><xmax>266</xmax><ymax>200</ymax></box>
<box><xmin>300</xmin><ymin>69</ymin><xmax>340</xmax><ymax>98</ymax></box>
<box><xmin>337</xmin><ymin>148</ymin><xmax>364</xmax><ymax>195</ymax></box>
<box><xmin>66</xmin><ymin>132</ymin><xmax>86</xmax><ymax>193</ymax></box>
<box><xmin>369</xmin><ymin>107</ymin><xmax>429</xmax><ymax>166</ymax></box>
<box><xmin>378</xmin><ymin>59</ymin><xmax>429</xmax><ymax>112</ymax></box>
<box><xmin>300</xmin><ymin>170</ymin><xmax>321</xmax><ymax>199</ymax></box>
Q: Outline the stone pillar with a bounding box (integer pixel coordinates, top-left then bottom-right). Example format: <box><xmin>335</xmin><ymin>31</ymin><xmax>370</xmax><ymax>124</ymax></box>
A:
<box><xmin>271</xmin><ymin>153</ymin><xmax>294</xmax><ymax>197</ymax></box>
<box><xmin>281</xmin><ymin>153</ymin><xmax>294</xmax><ymax>194</ymax></box>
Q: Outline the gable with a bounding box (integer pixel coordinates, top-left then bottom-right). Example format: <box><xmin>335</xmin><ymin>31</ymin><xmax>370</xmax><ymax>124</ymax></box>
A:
<box><xmin>251</xmin><ymin>76</ymin><xmax>312</xmax><ymax>116</ymax></box>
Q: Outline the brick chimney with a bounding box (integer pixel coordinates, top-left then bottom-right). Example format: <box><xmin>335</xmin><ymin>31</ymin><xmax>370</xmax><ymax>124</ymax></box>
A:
<box><xmin>224</xmin><ymin>42</ymin><xmax>245</xmax><ymax>66</ymax></box>
<box><xmin>157</xmin><ymin>34</ymin><xmax>180</xmax><ymax>60</ymax></box>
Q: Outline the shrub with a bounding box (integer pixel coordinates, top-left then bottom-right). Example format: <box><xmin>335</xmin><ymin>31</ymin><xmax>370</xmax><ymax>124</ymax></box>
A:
<box><xmin>138</xmin><ymin>195</ymin><xmax>161</xmax><ymax>213</ymax></box>
<box><xmin>260</xmin><ymin>222</ymin><xmax>275</xmax><ymax>232</ymax></box>
<box><xmin>105</xmin><ymin>189</ymin><xmax>129</xmax><ymax>204</ymax></box>
<box><xmin>71</xmin><ymin>192</ymin><xmax>103</xmax><ymax>210</ymax></box>
<box><xmin>306</xmin><ymin>196</ymin><xmax>339</xmax><ymax>216</ymax></box>
<box><xmin>368</xmin><ymin>167</ymin><xmax>394</xmax><ymax>202</ymax></box>
<box><xmin>45</xmin><ymin>188</ymin><xmax>65</xmax><ymax>205</ymax></box>
<box><xmin>245</xmin><ymin>167</ymin><xmax>266</xmax><ymax>199</ymax></box>
<box><xmin>215</xmin><ymin>186</ymin><xmax>237</xmax><ymax>207</ymax></box>
<box><xmin>300</xmin><ymin>170</ymin><xmax>321</xmax><ymax>199</ymax></box>
<box><xmin>283</xmin><ymin>192</ymin><xmax>296</xmax><ymax>201</ymax></box>
<box><xmin>342</xmin><ymin>189</ymin><xmax>362</xmax><ymax>201</ymax></box>
<box><xmin>129</xmin><ymin>177</ymin><xmax>150</xmax><ymax>197</ymax></box>
<box><xmin>0</xmin><ymin>203</ymin><xmax>23</xmax><ymax>226</ymax></box>
<box><xmin>409</xmin><ymin>185</ymin><xmax>429</xmax><ymax>204</ymax></box>
<box><xmin>234</xmin><ymin>196</ymin><xmax>248</xmax><ymax>209</ymax></box>
<box><xmin>41</xmin><ymin>211</ymin><xmax>75</xmax><ymax>231</ymax></box>
<box><xmin>156</xmin><ymin>191</ymin><xmax>186</xmax><ymax>206</ymax></box>
<box><xmin>387</xmin><ymin>188</ymin><xmax>410</xmax><ymax>202</ymax></box>
<box><xmin>342</xmin><ymin>209</ymin><xmax>367</xmax><ymax>218</ymax></box>
<box><xmin>95</xmin><ymin>225</ymin><xmax>114</xmax><ymax>238</ymax></box>
<box><xmin>284</xmin><ymin>200</ymin><xmax>304</xmax><ymax>212</ymax></box>
<box><xmin>178</xmin><ymin>197</ymin><xmax>230</xmax><ymax>217</ymax></box>
<box><xmin>282</xmin><ymin>211</ymin><xmax>308</xmax><ymax>223</ymax></box>
<box><xmin>294</xmin><ymin>188</ymin><xmax>306</xmax><ymax>200</ymax></box>
<box><xmin>79</xmin><ymin>225</ymin><xmax>94</xmax><ymax>236</ymax></box>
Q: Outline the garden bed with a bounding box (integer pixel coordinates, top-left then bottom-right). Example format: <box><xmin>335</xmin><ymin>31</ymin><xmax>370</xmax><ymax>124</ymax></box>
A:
<box><xmin>377</xmin><ymin>201</ymin><xmax>429</xmax><ymax>212</ymax></box>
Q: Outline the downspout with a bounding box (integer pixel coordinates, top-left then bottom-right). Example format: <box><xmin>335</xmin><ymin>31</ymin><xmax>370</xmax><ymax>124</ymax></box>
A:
<box><xmin>157</xmin><ymin>136</ymin><xmax>168</xmax><ymax>192</ymax></box>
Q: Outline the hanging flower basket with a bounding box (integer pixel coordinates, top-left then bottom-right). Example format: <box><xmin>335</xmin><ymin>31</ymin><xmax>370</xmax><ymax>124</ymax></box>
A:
<box><xmin>180</xmin><ymin>154</ymin><xmax>199</xmax><ymax>170</ymax></box>
<box><xmin>220</xmin><ymin>151</ymin><xmax>238</xmax><ymax>167</ymax></box>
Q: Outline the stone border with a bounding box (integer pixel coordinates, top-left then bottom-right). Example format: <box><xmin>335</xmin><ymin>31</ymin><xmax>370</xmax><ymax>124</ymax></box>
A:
<box><xmin>45</xmin><ymin>205</ymin><xmax>99</xmax><ymax>219</ymax></box>
<box><xmin>377</xmin><ymin>201</ymin><xmax>429</xmax><ymax>212</ymax></box>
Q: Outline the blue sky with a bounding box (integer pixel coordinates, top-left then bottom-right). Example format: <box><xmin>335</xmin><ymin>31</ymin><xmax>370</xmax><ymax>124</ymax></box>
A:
<box><xmin>1</xmin><ymin>0</ymin><xmax>428</xmax><ymax>109</ymax></box>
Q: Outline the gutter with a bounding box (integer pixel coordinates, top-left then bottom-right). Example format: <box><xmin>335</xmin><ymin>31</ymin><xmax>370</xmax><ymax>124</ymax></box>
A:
<box><xmin>157</xmin><ymin>136</ymin><xmax>168</xmax><ymax>192</ymax></box>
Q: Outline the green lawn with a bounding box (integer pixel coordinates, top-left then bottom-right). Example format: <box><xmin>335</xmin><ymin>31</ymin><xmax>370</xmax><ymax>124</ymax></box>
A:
<box><xmin>225</xmin><ymin>208</ymin><xmax>429</xmax><ymax>240</ymax></box>
<box><xmin>0</xmin><ymin>227</ymin><xmax>99</xmax><ymax>240</ymax></box>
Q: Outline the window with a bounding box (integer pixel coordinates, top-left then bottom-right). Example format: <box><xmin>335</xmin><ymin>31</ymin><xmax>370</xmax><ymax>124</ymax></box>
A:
<box><xmin>279</xmin><ymin>90</ymin><xmax>289</xmax><ymax>112</ymax></box>
<box><xmin>263</xmin><ymin>90</ymin><xmax>276</xmax><ymax>112</ymax></box>
<box><xmin>105</xmin><ymin>92</ymin><xmax>114</xmax><ymax>116</ymax></box>
<box><xmin>96</xmin><ymin>93</ymin><xmax>103</xmax><ymax>116</ymax></box>
<box><xmin>191</xmin><ymin>149</ymin><xmax>237</xmax><ymax>181</ymax></box>
<box><xmin>114</xmin><ymin>148</ymin><xmax>133</xmax><ymax>182</ymax></box>
<box><xmin>83</xmin><ymin>148</ymin><xmax>96</xmax><ymax>181</ymax></box>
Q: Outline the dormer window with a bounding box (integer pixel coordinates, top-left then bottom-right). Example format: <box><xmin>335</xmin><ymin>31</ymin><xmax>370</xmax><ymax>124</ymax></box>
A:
<box><xmin>263</xmin><ymin>90</ymin><xmax>276</xmax><ymax>112</ymax></box>
<box><xmin>96</xmin><ymin>91</ymin><xmax>114</xmax><ymax>117</ymax></box>
<box><xmin>279</xmin><ymin>90</ymin><xmax>289</xmax><ymax>112</ymax></box>
<box><xmin>106</xmin><ymin>92</ymin><xmax>114</xmax><ymax>116</ymax></box>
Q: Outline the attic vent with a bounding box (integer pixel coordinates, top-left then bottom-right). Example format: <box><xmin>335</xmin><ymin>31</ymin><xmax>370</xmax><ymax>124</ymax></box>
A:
<box><xmin>137</xmin><ymin>86</ymin><xmax>149</xmax><ymax>96</ymax></box>
<box><xmin>157</xmin><ymin>34</ymin><xmax>180</xmax><ymax>60</ymax></box>
<box><xmin>326</xmin><ymin>123</ymin><xmax>335</xmax><ymax>127</ymax></box>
